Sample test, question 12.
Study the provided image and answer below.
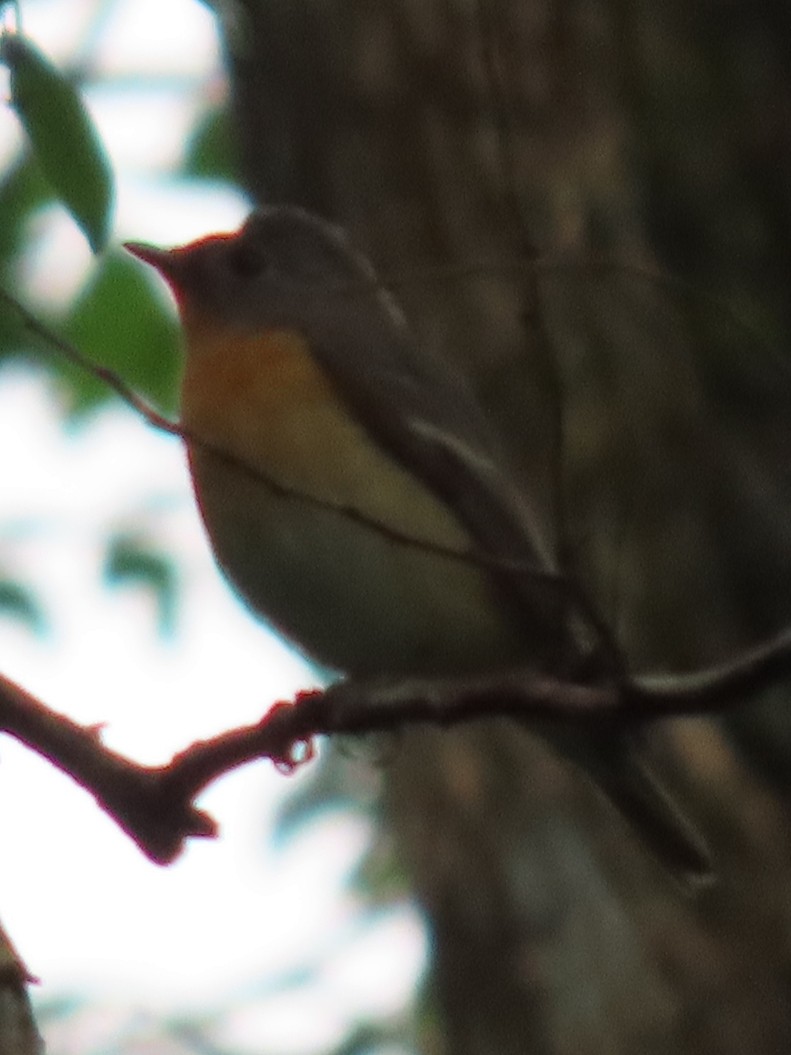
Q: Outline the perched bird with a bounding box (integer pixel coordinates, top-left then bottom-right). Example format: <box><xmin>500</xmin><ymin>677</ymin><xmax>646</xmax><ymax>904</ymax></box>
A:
<box><xmin>126</xmin><ymin>206</ymin><xmax>711</xmax><ymax>883</ymax></box>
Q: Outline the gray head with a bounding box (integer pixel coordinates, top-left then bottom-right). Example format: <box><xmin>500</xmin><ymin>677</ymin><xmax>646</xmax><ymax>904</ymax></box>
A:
<box><xmin>125</xmin><ymin>205</ymin><xmax>382</xmax><ymax>328</ymax></box>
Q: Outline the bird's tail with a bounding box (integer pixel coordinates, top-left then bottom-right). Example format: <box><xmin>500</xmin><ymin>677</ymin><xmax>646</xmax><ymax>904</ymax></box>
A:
<box><xmin>595</xmin><ymin>740</ymin><xmax>713</xmax><ymax>888</ymax></box>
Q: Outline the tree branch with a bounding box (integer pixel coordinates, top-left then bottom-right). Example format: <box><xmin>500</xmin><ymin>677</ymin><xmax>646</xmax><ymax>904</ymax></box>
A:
<box><xmin>4</xmin><ymin>263</ymin><xmax>791</xmax><ymax>864</ymax></box>
<box><xmin>2</xmin><ymin>621</ymin><xmax>791</xmax><ymax>864</ymax></box>
<box><xmin>0</xmin><ymin>285</ymin><xmax>566</xmax><ymax>586</ymax></box>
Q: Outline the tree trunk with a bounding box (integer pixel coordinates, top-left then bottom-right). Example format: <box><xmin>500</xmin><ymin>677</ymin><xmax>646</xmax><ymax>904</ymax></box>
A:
<box><xmin>215</xmin><ymin>2</ymin><xmax>791</xmax><ymax>1051</ymax></box>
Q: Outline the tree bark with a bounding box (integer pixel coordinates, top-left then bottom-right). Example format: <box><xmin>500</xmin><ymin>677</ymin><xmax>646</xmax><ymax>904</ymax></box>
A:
<box><xmin>214</xmin><ymin>2</ymin><xmax>791</xmax><ymax>1051</ymax></box>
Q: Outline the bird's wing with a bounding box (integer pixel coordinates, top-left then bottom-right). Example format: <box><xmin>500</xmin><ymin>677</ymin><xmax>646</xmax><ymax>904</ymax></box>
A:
<box><xmin>303</xmin><ymin>281</ymin><xmax>573</xmax><ymax>651</ymax></box>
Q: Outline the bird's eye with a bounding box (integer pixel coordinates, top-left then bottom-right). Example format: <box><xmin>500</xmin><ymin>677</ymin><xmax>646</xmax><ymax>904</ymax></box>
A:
<box><xmin>229</xmin><ymin>240</ymin><xmax>269</xmax><ymax>277</ymax></box>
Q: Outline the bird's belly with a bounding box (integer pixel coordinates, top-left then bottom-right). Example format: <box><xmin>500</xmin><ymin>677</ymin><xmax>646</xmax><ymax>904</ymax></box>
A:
<box><xmin>188</xmin><ymin>448</ymin><xmax>529</xmax><ymax>678</ymax></box>
<box><xmin>180</xmin><ymin>324</ymin><xmax>529</xmax><ymax>676</ymax></box>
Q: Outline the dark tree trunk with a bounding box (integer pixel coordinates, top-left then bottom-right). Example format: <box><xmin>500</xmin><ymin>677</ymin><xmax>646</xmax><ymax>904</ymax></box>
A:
<box><xmin>213</xmin><ymin>2</ymin><xmax>791</xmax><ymax>1051</ymax></box>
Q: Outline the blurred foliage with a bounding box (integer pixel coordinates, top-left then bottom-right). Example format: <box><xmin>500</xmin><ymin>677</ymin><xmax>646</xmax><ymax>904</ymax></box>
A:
<box><xmin>183</xmin><ymin>106</ymin><xmax>238</xmax><ymax>183</ymax></box>
<box><xmin>60</xmin><ymin>252</ymin><xmax>180</xmax><ymax>419</ymax></box>
<box><xmin>0</xmin><ymin>156</ymin><xmax>52</xmax><ymax>354</ymax></box>
<box><xmin>103</xmin><ymin>532</ymin><xmax>179</xmax><ymax>637</ymax></box>
<box><xmin>0</xmin><ymin>33</ymin><xmax>114</xmax><ymax>253</ymax></box>
<box><xmin>0</xmin><ymin>155</ymin><xmax>52</xmax><ymax>266</ymax></box>
<box><xmin>0</xmin><ymin>9</ymin><xmax>398</xmax><ymax>1055</ymax></box>
<box><xmin>0</xmin><ymin>23</ymin><xmax>181</xmax><ymax>642</ymax></box>
<box><xmin>0</xmin><ymin>579</ymin><xmax>46</xmax><ymax>634</ymax></box>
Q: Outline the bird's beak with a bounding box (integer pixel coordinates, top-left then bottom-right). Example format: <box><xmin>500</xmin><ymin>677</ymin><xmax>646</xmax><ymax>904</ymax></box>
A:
<box><xmin>124</xmin><ymin>242</ymin><xmax>184</xmax><ymax>287</ymax></box>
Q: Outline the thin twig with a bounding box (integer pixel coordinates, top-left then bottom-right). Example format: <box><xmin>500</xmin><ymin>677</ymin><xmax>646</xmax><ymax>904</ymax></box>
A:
<box><xmin>0</xmin><ymin>288</ymin><xmax>180</xmax><ymax>434</ymax></box>
<box><xmin>4</xmin><ymin>259</ymin><xmax>791</xmax><ymax>866</ymax></box>
<box><xmin>0</xmin><ymin>285</ymin><xmax>564</xmax><ymax>584</ymax></box>
<box><xmin>3</xmin><ymin>616</ymin><xmax>791</xmax><ymax>862</ymax></box>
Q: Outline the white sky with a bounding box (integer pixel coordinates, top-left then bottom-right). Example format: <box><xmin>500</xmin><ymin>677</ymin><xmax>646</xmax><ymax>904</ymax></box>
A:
<box><xmin>0</xmin><ymin>0</ymin><xmax>425</xmax><ymax>1051</ymax></box>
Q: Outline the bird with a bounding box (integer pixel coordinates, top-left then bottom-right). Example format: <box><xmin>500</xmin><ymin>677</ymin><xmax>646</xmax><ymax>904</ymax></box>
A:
<box><xmin>125</xmin><ymin>205</ymin><xmax>711</xmax><ymax>884</ymax></box>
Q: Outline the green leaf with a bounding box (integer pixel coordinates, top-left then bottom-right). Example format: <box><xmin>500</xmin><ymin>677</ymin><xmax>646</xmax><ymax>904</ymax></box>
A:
<box><xmin>0</xmin><ymin>152</ymin><xmax>53</xmax><ymax>261</ymax></box>
<box><xmin>0</xmin><ymin>155</ymin><xmax>54</xmax><ymax>360</ymax></box>
<box><xmin>103</xmin><ymin>535</ymin><xmax>178</xmax><ymax>637</ymax></box>
<box><xmin>1</xmin><ymin>33</ymin><xmax>114</xmax><ymax>252</ymax></box>
<box><xmin>182</xmin><ymin>106</ymin><xmax>238</xmax><ymax>182</ymax></box>
<box><xmin>0</xmin><ymin>580</ymin><xmax>47</xmax><ymax>634</ymax></box>
<box><xmin>60</xmin><ymin>251</ymin><xmax>180</xmax><ymax>418</ymax></box>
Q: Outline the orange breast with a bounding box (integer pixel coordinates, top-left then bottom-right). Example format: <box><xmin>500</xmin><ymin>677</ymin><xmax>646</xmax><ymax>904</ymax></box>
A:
<box><xmin>178</xmin><ymin>308</ymin><xmax>471</xmax><ymax>547</ymax></box>
<box><xmin>181</xmin><ymin>314</ymin><xmax>335</xmax><ymax>418</ymax></box>
<box><xmin>174</xmin><ymin>310</ymin><xmax>527</xmax><ymax>675</ymax></box>
<box><xmin>180</xmin><ymin>313</ymin><xmax>356</xmax><ymax>491</ymax></box>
